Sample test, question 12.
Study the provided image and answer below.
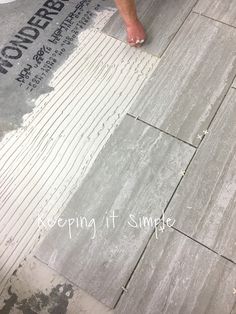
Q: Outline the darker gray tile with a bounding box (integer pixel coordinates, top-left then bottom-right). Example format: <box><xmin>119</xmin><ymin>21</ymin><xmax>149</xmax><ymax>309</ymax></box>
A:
<box><xmin>102</xmin><ymin>0</ymin><xmax>197</xmax><ymax>56</ymax></box>
<box><xmin>166</xmin><ymin>88</ymin><xmax>236</xmax><ymax>263</ymax></box>
<box><xmin>194</xmin><ymin>0</ymin><xmax>236</xmax><ymax>27</ymax></box>
<box><xmin>129</xmin><ymin>13</ymin><xmax>236</xmax><ymax>146</ymax></box>
<box><xmin>36</xmin><ymin>115</ymin><xmax>194</xmax><ymax>307</ymax></box>
<box><xmin>116</xmin><ymin>229</ymin><xmax>236</xmax><ymax>314</ymax></box>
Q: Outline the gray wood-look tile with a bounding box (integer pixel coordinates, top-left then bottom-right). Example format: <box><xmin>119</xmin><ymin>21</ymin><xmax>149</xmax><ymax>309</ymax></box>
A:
<box><xmin>194</xmin><ymin>0</ymin><xmax>236</xmax><ymax>28</ymax></box>
<box><xmin>116</xmin><ymin>229</ymin><xmax>236</xmax><ymax>314</ymax></box>
<box><xmin>128</xmin><ymin>13</ymin><xmax>236</xmax><ymax>147</ymax></box>
<box><xmin>166</xmin><ymin>88</ymin><xmax>236</xmax><ymax>263</ymax></box>
<box><xmin>102</xmin><ymin>0</ymin><xmax>197</xmax><ymax>56</ymax></box>
<box><xmin>36</xmin><ymin>115</ymin><xmax>195</xmax><ymax>308</ymax></box>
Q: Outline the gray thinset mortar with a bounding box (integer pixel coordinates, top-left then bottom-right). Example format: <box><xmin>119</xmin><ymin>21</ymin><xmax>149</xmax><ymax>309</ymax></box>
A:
<box><xmin>0</xmin><ymin>0</ymin><xmax>159</xmax><ymax>294</ymax></box>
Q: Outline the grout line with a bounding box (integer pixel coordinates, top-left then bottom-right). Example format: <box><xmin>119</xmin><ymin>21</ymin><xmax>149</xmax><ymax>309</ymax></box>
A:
<box><xmin>99</xmin><ymin>30</ymin><xmax>161</xmax><ymax>60</ymax></box>
<box><xmin>117</xmin><ymin>87</ymin><xmax>236</xmax><ymax>306</ymax></box>
<box><xmin>171</xmin><ymin>226</ymin><xmax>236</xmax><ymax>266</ymax></box>
<box><xmin>33</xmin><ymin>255</ymin><xmax>112</xmax><ymax>309</ymax></box>
<box><xmin>159</xmin><ymin>0</ymin><xmax>199</xmax><ymax>58</ymax></box>
<box><xmin>220</xmin><ymin>255</ymin><xmax>236</xmax><ymax>266</ymax></box>
<box><xmin>113</xmin><ymin>223</ymin><xmax>154</xmax><ymax>308</ymax></box>
<box><xmin>79</xmin><ymin>4</ymin><xmax>235</xmax><ymax>309</ymax></box>
<box><xmin>12</xmin><ymin>11</ymin><xmax>235</xmax><ymax>308</ymax></box>
<box><xmin>33</xmin><ymin>76</ymin><xmax>236</xmax><ymax>308</ymax></box>
<box><xmin>127</xmin><ymin>113</ymin><xmax>197</xmax><ymax>149</ymax></box>
<box><xmin>102</xmin><ymin>1</ymin><xmax>199</xmax><ymax>60</ymax></box>
<box><xmin>114</xmin><ymin>144</ymin><xmax>199</xmax><ymax>308</ymax></box>
<box><xmin>196</xmin><ymin>73</ymin><xmax>236</xmax><ymax>146</ymax></box>
<box><xmin>192</xmin><ymin>10</ymin><xmax>236</xmax><ymax>30</ymax></box>
<box><xmin>33</xmin><ymin>254</ymin><xmax>82</xmax><ymax>286</ymax></box>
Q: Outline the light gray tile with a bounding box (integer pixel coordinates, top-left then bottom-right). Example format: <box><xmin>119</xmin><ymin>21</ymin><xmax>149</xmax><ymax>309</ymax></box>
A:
<box><xmin>233</xmin><ymin>79</ymin><xmax>236</xmax><ymax>88</ymax></box>
<box><xmin>194</xmin><ymin>0</ymin><xmax>236</xmax><ymax>27</ymax></box>
<box><xmin>102</xmin><ymin>0</ymin><xmax>197</xmax><ymax>56</ymax></box>
<box><xmin>36</xmin><ymin>115</ymin><xmax>195</xmax><ymax>308</ymax></box>
<box><xmin>129</xmin><ymin>13</ymin><xmax>236</xmax><ymax>146</ymax></box>
<box><xmin>166</xmin><ymin>88</ymin><xmax>236</xmax><ymax>262</ymax></box>
<box><xmin>116</xmin><ymin>229</ymin><xmax>236</xmax><ymax>314</ymax></box>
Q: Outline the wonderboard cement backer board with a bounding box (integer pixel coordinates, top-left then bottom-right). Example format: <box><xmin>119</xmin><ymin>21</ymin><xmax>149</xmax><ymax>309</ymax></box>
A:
<box><xmin>0</xmin><ymin>29</ymin><xmax>159</xmax><ymax>293</ymax></box>
<box><xmin>0</xmin><ymin>0</ymin><xmax>117</xmax><ymax>138</ymax></box>
<box><xmin>36</xmin><ymin>115</ymin><xmax>195</xmax><ymax>307</ymax></box>
<box><xmin>0</xmin><ymin>0</ymin><xmax>116</xmax><ymax>46</ymax></box>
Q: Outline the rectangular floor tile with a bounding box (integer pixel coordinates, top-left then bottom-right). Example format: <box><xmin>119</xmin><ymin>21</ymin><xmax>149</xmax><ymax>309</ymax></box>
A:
<box><xmin>129</xmin><ymin>13</ymin><xmax>236</xmax><ymax>146</ymax></box>
<box><xmin>102</xmin><ymin>0</ymin><xmax>197</xmax><ymax>56</ymax></box>
<box><xmin>36</xmin><ymin>115</ymin><xmax>194</xmax><ymax>307</ymax></box>
<box><xmin>194</xmin><ymin>0</ymin><xmax>236</xmax><ymax>27</ymax></box>
<box><xmin>166</xmin><ymin>88</ymin><xmax>236</xmax><ymax>262</ymax></box>
<box><xmin>116</xmin><ymin>229</ymin><xmax>236</xmax><ymax>314</ymax></box>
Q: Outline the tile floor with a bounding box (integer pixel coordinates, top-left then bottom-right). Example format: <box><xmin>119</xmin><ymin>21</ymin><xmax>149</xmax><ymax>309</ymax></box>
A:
<box><xmin>0</xmin><ymin>0</ymin><xmax>236</xmax><ymax>313</ymax></box>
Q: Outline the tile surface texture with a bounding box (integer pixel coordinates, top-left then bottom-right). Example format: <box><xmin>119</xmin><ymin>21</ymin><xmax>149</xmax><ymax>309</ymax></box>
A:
<box><xmin>0</xmin><ymin>256</ymin><xmax>113</xmax><ymax>314</ymax></box>
<box><xmin>166</xmin><ymin>88</ymin><xmax>236</xmax><ymax>263</ymax></box>
<box><xmin>129</xmin><ymin>13</ymin><xmax>236</xmax><ymax>146</ymax></box>
<box><xmin>103</xmin><ymin>0</ymin><xmax>197</xmax><ymax>56</ymax></box>
<box><xmin>232</xmin><ymin>79</ymin><xmax>236</xmax><ymax>88</ymax></box>
<box><xmin>194</xmin><ymin>0</ymin><xmax>236</xmax><ymax>27</ymax></box>
<box><xmin>36</xmin><ymin>115</ymin><xmax>195</xmax><ymax>307</ymax></box>
<box><xmin>0</xmin><ymin>30</ymin><xmax>158</xmax><ymax>293</ymax></box>
<box><xmin>116</xmin><ymin>229</ymin><xmax>236</xmax><ymax>314</ymax></box>
<box><xmin>1</xmin><ymin>0</ymin><xmax>236</xmax><ymax>311</ymax></box>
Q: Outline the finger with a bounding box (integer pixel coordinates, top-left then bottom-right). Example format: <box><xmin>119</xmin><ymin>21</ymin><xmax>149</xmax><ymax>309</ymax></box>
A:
<box><xmin>128</xmin><ymin>40</ymin><xmax>136</xmax><ymax>47</ymax></box>
<box><xmin>128</xmin><ymin>38</ymin><xmax>145</xmax><ymax>47</ymax></box>
<box><xmin>136</xmin><ymin>39</ymin><xmax>145</xmax><ymax>46</ymax></box>
<box><xmin>134</xmin><ymin>39</ymin><xmax>144</xmax><ymax>48</ymax></box>
<box><xmin>127</xmin><ymin>37</ymin><xmax>136</xmax><ymax>46</ymax></box>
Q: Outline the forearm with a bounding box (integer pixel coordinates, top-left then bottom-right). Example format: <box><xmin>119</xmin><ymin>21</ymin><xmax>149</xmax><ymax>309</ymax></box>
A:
<box><xmin>114</xmin><ymin>0</ymin><xmax>138</xmax><ymax>26</ymax></box>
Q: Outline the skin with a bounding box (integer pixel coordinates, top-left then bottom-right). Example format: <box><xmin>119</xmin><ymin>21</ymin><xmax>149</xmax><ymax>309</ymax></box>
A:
<box><xmin>114</xmin><ymin>0</ymin><xmax>146</xmax><ymax>47</ymax></box>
